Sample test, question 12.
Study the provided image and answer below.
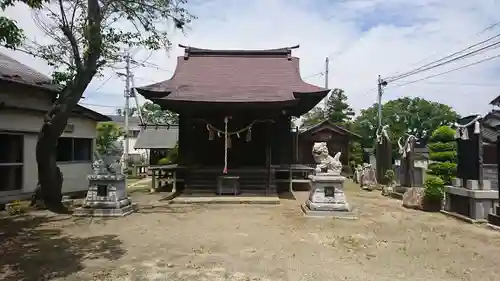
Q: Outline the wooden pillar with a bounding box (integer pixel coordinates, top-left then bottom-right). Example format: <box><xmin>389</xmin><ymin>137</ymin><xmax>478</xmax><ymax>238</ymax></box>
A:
<box><xmin>266</xmin><ymin>122</ymin><xmax>272</xmax><ymax>193</ymax></box>
<box><xmin>402</xmin><ymin>138</ymin><xmax>415</xmax><ymax>187</ymax></box>
<box><xmin>376</xmin><ymin>136</ymin><xmax>392</xmax><ymax>185</ymax></box>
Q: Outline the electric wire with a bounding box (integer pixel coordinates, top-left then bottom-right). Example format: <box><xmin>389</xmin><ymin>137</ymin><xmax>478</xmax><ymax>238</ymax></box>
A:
<box><xmin>386</xmin><ymin>20</ymin><xmax>500</xmax><ymax>80</ymax></box>
<box><xmin>385</xmin><ymin>37</ymin><xmax>500</xmax><ymax>83</ymax></box>
<box><xmin>389</xmin><ymin>53</ymin><xmax>500</xmax><ymax>88</ymax></box>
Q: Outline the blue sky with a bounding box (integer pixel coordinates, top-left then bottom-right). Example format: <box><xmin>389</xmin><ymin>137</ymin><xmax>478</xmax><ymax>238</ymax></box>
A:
<box><xmin>2</xmin><ymin>0</ymin><xmax>500</xmax><ymax>116</ymax></box>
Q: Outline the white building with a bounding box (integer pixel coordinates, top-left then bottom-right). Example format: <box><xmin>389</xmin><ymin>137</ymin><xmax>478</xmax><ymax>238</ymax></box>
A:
<box><xmin>0</xmin><ymin>53</ymin><xmax>110</xmax><ymax>203</ymax></box>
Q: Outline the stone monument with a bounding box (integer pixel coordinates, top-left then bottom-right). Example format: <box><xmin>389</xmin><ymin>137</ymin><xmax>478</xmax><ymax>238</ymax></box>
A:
<box><xmin>360</xmin><ymin>163</ymin><xmax>377</xmax><ymax>191</ymax></box>
<box><xmin>301</xmin><ymin>142</ymin><xmax>357</xmax><ymax>219</ymax></box>
<box><xmin>74</xmin><ymin>141</ymin><xmax>133</xmax><ymax>217</ymax></box>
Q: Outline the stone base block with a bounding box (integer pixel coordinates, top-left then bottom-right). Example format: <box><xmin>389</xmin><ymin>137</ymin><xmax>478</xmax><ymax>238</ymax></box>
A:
<box><xmin>73</xmin><ymin>204</ymin><xmax>134</xmax><ymax>217</ymax></box>
<box><xmin>389</xmin><ymin>191</ymin><xmax>405</xmax><ymax>200</ymax></box>
<box><xmin>306</xmin><ymin>199</ymin><xmax>349</xmax><ymax>212</ymax></box>
<box><xmin>301</xmin><ymin>204</ymin><xmax>357</xmax><ymax>219</ymax></box>
<box><xmin>488</xmin><ymin>213</ymin><xmax>500</xmax><ymax>227</ymax></box>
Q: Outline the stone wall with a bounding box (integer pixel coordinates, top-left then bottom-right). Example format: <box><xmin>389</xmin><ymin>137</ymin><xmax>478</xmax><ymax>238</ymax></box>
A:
<box><xmin>484</xmin><ymin>164</ymin><xmax>498</xmax><ymax>190</ymax></box>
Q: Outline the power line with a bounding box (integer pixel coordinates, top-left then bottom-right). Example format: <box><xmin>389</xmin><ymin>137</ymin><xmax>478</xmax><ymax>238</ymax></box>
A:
<box><xmin>389</xmin><ymin>53</ymin><xmax>500</xmax><ymax>88</ymax></box>
<box><xmin>385</xmin><ymin>37</ymin><xmax>500</xmax><ymax>83</ymax></box>
<box><xmin>387</xmin><ymin>20</ymin><xmax>500</xmax><ymax>78</ymax></box>
<box><xmin>303</xmin><ymin>72</ymin><xmax>324</xmax><ymax>79</ymax></box>
<box><xmin>79</xmin><ymin>102</ymin><xmax>121</xmax><ymax>108</ymax></box>
<box><xmin>84</xmin><ymin>75</ymin><xmax>114</xmax><ymax>99</ymax></box>
<box><xmin>391</xmin><ymin>81</ymin><xmax>500</xmax><ymax>87</ymax></box>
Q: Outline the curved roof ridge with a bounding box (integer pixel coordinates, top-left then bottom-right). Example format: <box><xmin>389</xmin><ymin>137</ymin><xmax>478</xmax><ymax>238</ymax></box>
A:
<box><xmin>179</xmin><ymin>44</ymin><xmax>299</xmax><ymax>56</ymax></box>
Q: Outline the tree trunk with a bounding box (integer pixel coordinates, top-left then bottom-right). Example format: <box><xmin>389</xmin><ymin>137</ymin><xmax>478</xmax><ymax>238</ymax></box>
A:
<box><xmin>36</xmin><ymin>121</ymin><xmax>68</xmax><ymax>213</ymax></box>
<box><xmin>36</xmin><ymin>75</ymin><xmax>96</xmax><ymax>213</ymax></box>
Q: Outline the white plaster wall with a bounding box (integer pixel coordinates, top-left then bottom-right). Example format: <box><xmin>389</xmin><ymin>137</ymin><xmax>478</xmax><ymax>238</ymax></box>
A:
<box><xmin>0</xmin><ymin>106</ymin><xmax>99</xmax><ymax>202</ymax></box>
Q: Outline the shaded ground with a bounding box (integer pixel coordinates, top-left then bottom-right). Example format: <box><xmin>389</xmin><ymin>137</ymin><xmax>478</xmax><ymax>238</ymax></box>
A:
<box><xmin>1</xmin><ymin>181</ymin><xmax>500</xmax><ymax>281</ymax></box>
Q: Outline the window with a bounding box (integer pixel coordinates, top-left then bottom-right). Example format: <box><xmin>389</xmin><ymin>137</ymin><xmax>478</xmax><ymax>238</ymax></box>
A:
<box><xmin>0</xmin><ymin>133</ymin><xmax>23</xmax><ymax>191</ymax></box>
<box><xmin>57</xmin><ymin>137</ymin><xmax>93</xmax><ymax>162</ymax></box>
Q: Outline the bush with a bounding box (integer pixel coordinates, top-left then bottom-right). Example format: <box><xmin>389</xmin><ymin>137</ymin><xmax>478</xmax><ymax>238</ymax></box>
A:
<box><xmin>158</xmin><ymin>157</ymin><xmax>170</xmax><ymax>165</ymax></box>
<box><xmin>428</xmin><ymin>142</ymin><xmax>456</xmax><ymax>153</ymax></box>
<box><xmin>384</xmin><ymin>169</ymin><xmax>395</xmax><ymax>184</ymax></box>
<box><xmin>427</xmin><ymin>162</ymin><xmax>457</xmax><ymax>184</ymax></box>
<box><xmin>427</xmin><ymin>125</ymin><xmax>457</xmax><ymax>185</ymax></box>
<box><xmin>429</xmin><ymin>126</ymin><xmax>456</xmax><ymax>143</ymax></box>
<box><xmin>6</xmin><ymin>200</ymin><xmax>27</xmax><ymax>216</ymax></box>
<box><xmin>424</xmin><ymin>176</ymin><xmax>444</xmax><ymax>202</ymax></box>
<box><xmin>429</xmin><ymin>151</ymin><xmax>456</xmax><ymax>162</ymax></box>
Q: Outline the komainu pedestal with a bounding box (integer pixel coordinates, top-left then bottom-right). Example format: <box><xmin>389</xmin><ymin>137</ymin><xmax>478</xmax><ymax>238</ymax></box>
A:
<box><xmin>74</xmin><ymin>145</ymin><xmax>134</xmax><ymax>217</ymax></box>
<box><xmin>301</xmin><ymin>143</ymin><xmax>357</xmax><ymax>219</ymax></box>
<box><xmin>73</xmin><ymin>174</ymin><xmax>133</xmax><ymax>217</ymax></box>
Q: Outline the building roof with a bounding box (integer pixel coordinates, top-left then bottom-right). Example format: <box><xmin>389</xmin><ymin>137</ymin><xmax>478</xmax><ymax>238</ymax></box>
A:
<box><xmin>135</xmin><ymin>45</ymin><xmax>329</xmax><ymax>115</ymax></box>
<box><xmin>490</xmin><ymin>95</ymin><xmax>500</xmax><ymax>106</ymax></box>
<box><xmin>0</xmin><ymin>52</ymin><xmax>109</xmax><ymax>121</ymax></box>
<box><xmin>107</xmin><ymin>115</ymin><xmax>141</xmax><ymax>125</ymax></box>
<box><xmin>0</xmin><ymin>52</ymin><xmax>60</xmax><ymax>92</ymax></box>
<box><xmin>299</xmin><ymin>120</ymin><xmax>362</xmax><ymax>139</ymax></box>
<box><xmin>134</xmin><ymin>126</ymin><xmax>179</xmax><ymax>149</ymax></box>
<box><xmin>74</xmin><ymin>105</ymin><xmax>111</xmax><ymax>121</ymax></box>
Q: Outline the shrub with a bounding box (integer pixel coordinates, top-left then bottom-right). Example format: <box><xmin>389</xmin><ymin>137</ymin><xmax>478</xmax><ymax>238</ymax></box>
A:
<box><xmin>429</xmin><ymin>126</ymin><xmax>456</xmax><ymax>143</ymax></box>
<box><xmin>6</xmin><ymin>200</ymin><xmax>27</xmax><ymax>216</ymax></box>
<box><xmin>427</xmin><ymin>125</ymin><xmax>457</xmax><ymax>185</ymax></box>
<box><xmin>158</xmin><ymin>157</ymin><xmax>170</xmax><ymax>165</ymax></box>
<box><xmin>428</xmin><ymin>142</ymin><xmax>456</xmax><ymax>153</ymax></box>
<box><xmin>428</xmin><ymin>151</ymin><xmax>456</xmax><ymax>162</ymax></box>
<box><xmin>424</xmin><ymin>176</ymin><xmax>444</xmax><ymax>202</ymax></box>
<box><xmin>384</xmin><ymin>169</ymin><xmax>395</xmax><ymax>184</ymax></box>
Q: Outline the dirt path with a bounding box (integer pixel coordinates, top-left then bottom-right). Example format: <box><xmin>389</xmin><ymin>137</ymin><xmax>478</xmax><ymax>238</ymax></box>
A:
<box><xmin>1</xmin><ymin>182</ymin><xmax>500</xmax><ymax>281</ymax></box>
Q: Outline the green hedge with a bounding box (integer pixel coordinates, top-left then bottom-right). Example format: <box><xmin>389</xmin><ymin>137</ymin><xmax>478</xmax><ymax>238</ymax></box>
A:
<box><xmin>428</xmin><ymin>142</ymin><xmax>456</xmax><ymax>153</ymax></box>
<box><xmin>428</xmin><ymin>151</ymin><xmax>456</xmax><ymax>162</ymax></box>
<box><xmin>427</xmin><ymin>125</ymin><xmax>457</xmax><ymax>185</ymax></box>
<box><xmin>424</xmin><ymin>176</ymin><xmax>444</xmax><ymax>201</ymax></box>
<box><xmin>429</xmin><ymin>126</ymin><xmax>456</xmax><ymax>143</ymax></box>
<box><xmin>427</xmin><ymin>162</ymin><xmax>457</xmax><ymax>184</ymax></box>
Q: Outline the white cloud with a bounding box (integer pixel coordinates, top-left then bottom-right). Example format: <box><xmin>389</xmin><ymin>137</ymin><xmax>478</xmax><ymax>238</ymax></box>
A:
<box><xmin>1</xmin><ymin>0</ymin><xmax>500</xmax><ymax>116</ymax></box>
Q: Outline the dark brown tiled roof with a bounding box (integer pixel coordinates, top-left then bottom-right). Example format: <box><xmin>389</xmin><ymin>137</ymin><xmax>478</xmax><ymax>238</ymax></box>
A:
<box><xmin>0</xmin><ymin>52</ymin><xmax>60</xmax><ymax>92</ymax></box>
<box><xmin>299</xmin><ymin>120</ymin><xmax>362</xmax><ymax>139</ymax></box>
<box><xmin>135</xmin><ymin>45</ymin><xmax>328</xmax><ymax>103</ymax></box>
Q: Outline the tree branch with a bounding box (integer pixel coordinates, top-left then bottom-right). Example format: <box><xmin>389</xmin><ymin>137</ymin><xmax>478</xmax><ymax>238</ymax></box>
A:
<box><xmin>58</xmin><ymin>0</ymin><xmax>83</xmax><ymax>71</ymax></box>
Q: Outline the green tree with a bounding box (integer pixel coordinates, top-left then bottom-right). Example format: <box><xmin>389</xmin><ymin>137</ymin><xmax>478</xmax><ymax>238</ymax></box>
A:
<box><xmin>300</xmin><ymin>106</ymin><xmax>324</xmax><ymax>128</ymax></box>
<box><xmin>427</xmin><ymin>126</ymin><xmax>457</xmax><ymax>185</ymax></box>
<box><xmin>300</xmin><ymin>88</ymin><xmax>354</xmax><ymax>128</ymax></box>
<box><xmin>325</xmin><ymin>88</ymin><xmax>355</xmax><ymax>126</ymax></box>
<box><xmin>349</xmin><ymin>141</ymin><xmax>363</xmax><ymax>166</ymax></box>
<box><xmin>96</xmin><ymin>122</ymin><xmax>124</xmax><ymax>155</ymax></box>
<box><xmin>351</xmin><ymin>97</ymin><xmax>459</xmax><ymax>153</ymax></box>
<box><xmin>141</xmin><ymin>101</ymin><xmax>178</xmax><ymax>124</ymax></box>
<box><xmin>1</xmin><ymin>0</ymin><xmax>194</xmax><ymax>212</ymax></box>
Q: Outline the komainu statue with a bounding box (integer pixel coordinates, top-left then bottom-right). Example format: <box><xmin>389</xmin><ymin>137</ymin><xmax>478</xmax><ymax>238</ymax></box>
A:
<box><xmin>312</xmin><ymin>142</ymin><xmax>342</xmax><ymax>175</ymax></box>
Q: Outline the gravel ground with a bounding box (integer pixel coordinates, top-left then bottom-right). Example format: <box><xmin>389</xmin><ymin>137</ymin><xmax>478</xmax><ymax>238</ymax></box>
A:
<box><xmin>1</xmin><ymin>181</ymin><xmax>500</xmax><ymax>281</ymax></box>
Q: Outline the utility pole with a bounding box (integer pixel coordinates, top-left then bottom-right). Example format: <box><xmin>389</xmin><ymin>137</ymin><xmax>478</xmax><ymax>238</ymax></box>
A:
<box><xmin>377</xmin><ymin>75</ymin><xmax>387</xmax><ymax>129</ymax></box>
<box><xmin>124</xmin><ymin>53</ymin><xmax>131</xmax><ymax>172</ymax></box>
<box><xmin>324</xmin><ymin>57</ymin><xmax>329</xmax><ymax>111</ymax></box>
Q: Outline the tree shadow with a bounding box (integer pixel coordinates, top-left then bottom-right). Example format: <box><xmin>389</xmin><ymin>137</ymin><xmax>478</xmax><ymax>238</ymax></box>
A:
<box><xmin>0</xmin><ymin>214</ymin><xmax>126</xmax><ymax>281</ymax></box>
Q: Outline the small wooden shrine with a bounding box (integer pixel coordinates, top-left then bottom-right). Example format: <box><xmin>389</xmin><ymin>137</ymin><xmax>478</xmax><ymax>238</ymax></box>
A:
<box><xmin>135</xmin><ymin>45</ymin><xmax>329</xmax><ymax>194</ymax></box>
<box><xmin>297</xmin><ymin>120</ymin><xmax>361</xmax><ymax>166</ymax></box>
